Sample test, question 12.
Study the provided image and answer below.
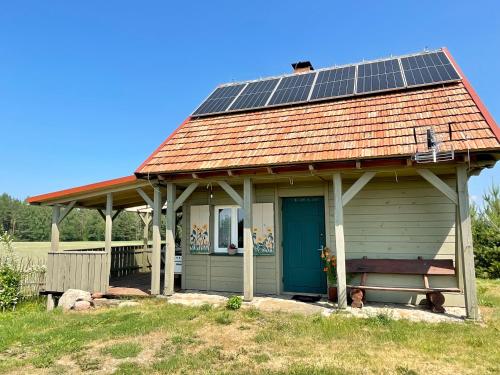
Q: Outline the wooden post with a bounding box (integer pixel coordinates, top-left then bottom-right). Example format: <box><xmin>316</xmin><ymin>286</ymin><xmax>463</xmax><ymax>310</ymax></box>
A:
<box><xmin>455</xmin><ymin>210</ymin><xmax>464</xmax><ymax>290</ymax></box>
<box><xmin>51</xmin><ymin>206</ymin><xmax>60</xmax><ymax>252</ymax></box>
<box><xmin>105</xmin><ymin>193</ymin><xmax>113</xmax><ymax>280</ymax></box>
<box><xmin>164</xmin><ymin>182</ymin><xmax>176</xmax><ymax>296</ymax></box>
<box><xmin>243</xmin><ymin>178</ymin><xmax>254</xmax><ymax>301</ymax></box>
<box><xmin>333</xmin><ymin>173</ymin><xmax>347</xmax><ymax>309</ymax></box>
<box><xmin>141</xmin><ymin>212</ymin><xmax>151</xmax><ymax>272</ymax></box>
<box><xmin>456</xmin><ymin>165</ymin><xmax>478</xmax><ymax>320</ymax></box>
<box><xmin>151</xmin><ymin>187</ymin><xmax>162</xmax><ymax>295</ymax></box>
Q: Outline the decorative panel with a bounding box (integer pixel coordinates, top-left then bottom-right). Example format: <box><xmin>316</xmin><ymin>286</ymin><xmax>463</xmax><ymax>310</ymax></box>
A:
<box><xmin>190</xmin><ymin>205</ymin><xmax>210</xmax><ymax>254</ymax></box>
<box><xmin>252</xmin><ymin>203</ymin><xmax>275</xmax><ymax>255</ymax></box>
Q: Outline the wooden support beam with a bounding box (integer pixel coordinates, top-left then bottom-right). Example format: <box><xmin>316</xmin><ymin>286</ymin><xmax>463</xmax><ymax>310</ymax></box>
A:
<box><xmin>57</xmin><ymin>200</ymin><xmax>76</xmax><ymax>224</ymax></box>
<box><xmin>136</xmin><ymin>188</ymin><xmax>154</xmax><ymax>207</ymax></box>
<box><xmin>112</xmin><ymin>209</ymin><xmax>123</xmax><ymax>221</ymax></box>
<box><xmin>105</xmin><ymin>193</ymin><xmax>113</xmax><ymax>254</ymax></box>
<box><xmin>227</xmin><ymin>170</ymin><xmax>234</xmax><ymax>177</ymax></box>
<box><xmin>333</xmin><ymin>173</ymin><xmax>347</xmax><ymax>309</ymax></box>
<box><xmin>173</xmin><ymin>182</ymin><xmax>199</xmax><ymax>211</ymax></box>
<box><xmin>308</xmin><ymin>164</ymin><xmax>315</xmax><ymax>171</ymax></box>
<box><xmin>164</xmin><ymin>182</ymin><xmax>176</xmax><ymax>296</ymax></box>
<box><xmin>456</xmin><ymin>165</ymin><xmax>478</xmax><ymax>320</ymax></box>
<box><xmin>192</xmin><ymin>173</ymin><xmax>199</xmax><ymax>179</ymax></box>
<box><xmin>217</xmin><ymin>181</ymin><xmax>244</xmax><ymax>207</ymax></box>
<box><xmin>416</xmin><ymin>169</ymin><xmax>458</xmax><ymax>205</ymax></box>
<box><xmin>243</xmin><ymin>178</ymin><xmax>254</xmax><ymax>301</ymax></box>
<box><xmin>50</xmin><ymin>206</ymin><xmax>61</xmax><ymax>252</ymax></box>
<box><xmin>97</xmin><ymin>209</ymin><xmax>106</xmax><ymax>221</ymax></box>
<box><xmin>266</xmin><ymin>167</ymin><xmax>274</xmax><ymax>174</ymax></box>
<box><xmin>355</xmin><ymin>160</ymin><xmax>361</xmax><ymax>169</ymax></box>
<box><xmin>342</xmin><ymin>171</ymin><xmax>376</xmax><ymax>207</ymax></box>
<box><xmin>151</xmin><ymin>187</ymin><xmax>162</xmax><ymax>295</ymax></box>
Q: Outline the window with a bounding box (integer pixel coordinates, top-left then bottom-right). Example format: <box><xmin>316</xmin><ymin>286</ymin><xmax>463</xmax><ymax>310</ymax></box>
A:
<box><xmin>214</xmin><ymin>206</ymin><xmax>244</xmax><ymax>253</ymax></box>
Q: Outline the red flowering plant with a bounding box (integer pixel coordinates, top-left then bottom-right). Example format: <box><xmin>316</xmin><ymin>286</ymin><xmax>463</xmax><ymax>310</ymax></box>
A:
<box><xmin>320</xmin><ymin>247</ymin><xmax>337</xmax><ymax>286</ymax></box>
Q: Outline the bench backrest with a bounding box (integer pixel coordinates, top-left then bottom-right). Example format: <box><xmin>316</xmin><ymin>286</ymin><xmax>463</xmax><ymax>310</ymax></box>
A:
<box><xmin>345</xmin><ymin>258</ymin><xmax>455</xmax><ymax>276</ymax></box>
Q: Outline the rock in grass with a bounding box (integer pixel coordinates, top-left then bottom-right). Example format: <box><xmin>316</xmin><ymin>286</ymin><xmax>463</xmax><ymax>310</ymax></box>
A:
<box><xmin>58</xmin><ymin>289</ymin><xmax>92</xmax><ymax>311</ymax></box>
<box><xmin>74</xmin><ymin>300</ymin><xmax>92</xmax><ymax>311</ymax></box>
<box><xmin>118</xmin><ymin>301</ymin><xmax>140</xmax><ymax>308</ymax></box>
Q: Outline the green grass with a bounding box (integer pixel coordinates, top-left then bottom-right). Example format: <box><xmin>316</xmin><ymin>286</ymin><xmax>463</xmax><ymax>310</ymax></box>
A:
<box><xmin>102</xmin><ymin>342</ymin><xmax>142</xmax><ymax>359</ymax></box>
<box><xmin>0</xmin><ymin>279</ymin><xmax>499</xmax><ymax>374</ymax></box>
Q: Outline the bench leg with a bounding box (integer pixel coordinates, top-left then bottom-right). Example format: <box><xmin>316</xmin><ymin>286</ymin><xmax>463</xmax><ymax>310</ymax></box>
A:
<box><xmin>426</xmin><ymin>292</ymin><xmax>446</xmax><ymax>313</ymax></box>
<box><xmin>350</xmin><ymin>288</ymin><xmax>364</xmax><ymax>309</ymax></box>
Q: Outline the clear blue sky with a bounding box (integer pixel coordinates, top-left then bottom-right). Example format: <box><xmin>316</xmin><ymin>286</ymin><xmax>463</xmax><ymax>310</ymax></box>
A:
<box><xmin>0</xmin><ymin>1</ymin><xmax>498</xmax><ymax>202</ymax></box>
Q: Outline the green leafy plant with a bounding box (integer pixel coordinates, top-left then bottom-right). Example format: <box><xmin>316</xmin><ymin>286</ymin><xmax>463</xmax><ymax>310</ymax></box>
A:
<box><xmin>226</xmin><ymin>295</ymin><xmax>243</xmax><ymax>310</ymax></box>
<box><xmin>321</xmin><ymin>247</ymin><xmax>337</xmax><ymax>285</ymax></box>
<box><xmin>0</xmin><ymin>232</ymin><xmax>22</xmax><ymax>311</ymax></box>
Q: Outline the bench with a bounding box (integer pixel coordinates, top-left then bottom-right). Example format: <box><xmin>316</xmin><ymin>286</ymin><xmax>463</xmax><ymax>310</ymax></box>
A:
<box><xmin>345</xmin><ymin>257</ymin><xmax>461</xmax><ymax>313</ymax></box>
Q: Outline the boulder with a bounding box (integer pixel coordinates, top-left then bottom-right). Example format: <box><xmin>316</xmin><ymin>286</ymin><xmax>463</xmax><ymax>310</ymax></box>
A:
<box><xmin>58</xmin><ymin>289</ymin><xmax>92</xmax><ymax>311</ymax></box>
<box><xmin>91</xmin><ymin>292</ymin><xmax>105</xmax><ymax>299</ymax></box>
<box><xmin>74</xmin><ymin>300</ymin><xmax>92</xmax><ymax>311</ymax></box>
<box><xmin>93</xmin><ymin>298</ymin><xmax>121</xmax><ymax>307</ymax></box>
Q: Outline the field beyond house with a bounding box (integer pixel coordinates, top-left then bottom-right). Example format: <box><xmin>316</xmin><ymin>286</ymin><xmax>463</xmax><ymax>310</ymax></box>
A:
<box><xmin>0</xmin><ymin>280</ymin><xmax>499</xmax><ymax>374</ymax></box>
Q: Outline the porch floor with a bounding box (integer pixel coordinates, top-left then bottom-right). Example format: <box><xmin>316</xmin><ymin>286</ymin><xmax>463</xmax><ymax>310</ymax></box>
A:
<box><xmin>107</xmin><ymin>272</ymin><xmax>180</xmax><ymax>297</ymax></box>
<box><xmin>166</xmin><ymin>291</ymin><xmax>468</xmax><ymax>323</ymax></box>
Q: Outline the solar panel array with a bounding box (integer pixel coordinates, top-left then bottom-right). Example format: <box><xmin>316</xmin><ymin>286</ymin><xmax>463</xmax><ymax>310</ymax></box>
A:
<box><xmin>193</xmin><ymin>50</ymin><xmax>461</xmax><ymax>116</ymax></box>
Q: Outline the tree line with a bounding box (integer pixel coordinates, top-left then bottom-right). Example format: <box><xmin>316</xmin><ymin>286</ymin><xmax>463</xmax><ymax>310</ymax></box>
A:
<box><xmin>0</xmin><ymin>193</ymin><xmax>146</xmax><ymax>242</ymax></box>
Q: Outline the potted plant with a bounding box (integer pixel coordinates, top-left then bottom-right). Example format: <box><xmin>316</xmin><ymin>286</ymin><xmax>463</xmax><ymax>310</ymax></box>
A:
<box><xmin>321</xmin><ymin>247</ymin><xmax>337</xmax><ymax>302</ymax></box>
<box><xmin>227</xmin><ymin>243</ymin><xmax>237</xmax><ymax>255</ymax></box>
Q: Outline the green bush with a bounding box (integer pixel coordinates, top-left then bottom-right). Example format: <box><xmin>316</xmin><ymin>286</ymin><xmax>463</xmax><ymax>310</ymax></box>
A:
<box><xmin>0</xmin><ymin>232</ymin><xmax>22</xmax><ymax>311</ymax></box>
<box><xmin>471</xmin><ymin>184</ymin><xmax>500</xmax><ymax>279</ymax></box>
<box><xmin>226</xmin><ymin>295</ymin><xmax>243</xmax><ymax>310</ymax></box>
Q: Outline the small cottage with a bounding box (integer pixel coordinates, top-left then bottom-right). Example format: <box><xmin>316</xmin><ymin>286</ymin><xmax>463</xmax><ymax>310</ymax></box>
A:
<box><xmin>28</xmin><ymin>48</ymin><xmax>500</xmax><ymax>319</ymax></box>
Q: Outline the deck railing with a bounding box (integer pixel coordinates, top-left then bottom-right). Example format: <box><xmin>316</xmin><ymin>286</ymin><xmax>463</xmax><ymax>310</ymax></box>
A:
<box><xmin>45</xmin><ymin>245</ymin><xmax>152</xmax><ymax>293</ymax></box>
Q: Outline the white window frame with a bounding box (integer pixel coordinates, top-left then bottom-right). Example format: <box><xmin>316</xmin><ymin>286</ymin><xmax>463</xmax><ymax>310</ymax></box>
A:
<box><xmin>213</xmin><ymin>205</ymin><xmax>243</xmax><ymax>253</ymax></box>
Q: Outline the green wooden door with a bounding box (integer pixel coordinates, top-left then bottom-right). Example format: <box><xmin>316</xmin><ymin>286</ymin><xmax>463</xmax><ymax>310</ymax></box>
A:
<box><xmin>282</xmin><ymin>197</ymin><xmax>326</xmax><ymax>294</ymax></box>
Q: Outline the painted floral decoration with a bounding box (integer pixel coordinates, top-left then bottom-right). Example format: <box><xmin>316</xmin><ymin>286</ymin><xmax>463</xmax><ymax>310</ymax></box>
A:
<box><xmin>252</xmin><ymin>226</ymin><xmax>274</xmax><ymax>255</ymax></box>
<box><xmin>190</xmin><ymin>224</ymin><xmax>209</xmax><ymax>254</ymax></box>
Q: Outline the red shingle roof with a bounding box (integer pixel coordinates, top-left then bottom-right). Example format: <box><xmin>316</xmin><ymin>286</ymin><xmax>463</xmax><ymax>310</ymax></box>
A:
<box><xmin>137</xmin><ymin>82</ymin><xmax>500</xmax><ymax>174</ymax></box>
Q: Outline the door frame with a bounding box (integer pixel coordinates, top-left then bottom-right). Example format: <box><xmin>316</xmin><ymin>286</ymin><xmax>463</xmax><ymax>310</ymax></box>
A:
<box><xmin>279</xmin><ymin>190</ymin><xmax>330</xmax><ymax>295</ymax></box>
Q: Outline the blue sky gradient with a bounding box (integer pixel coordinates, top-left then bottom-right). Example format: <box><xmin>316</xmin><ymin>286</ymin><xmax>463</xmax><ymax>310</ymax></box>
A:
<box><xmin>0</xmin><ymin>1</ymin><xmax>498</xmax><ymax>202</ymax></box>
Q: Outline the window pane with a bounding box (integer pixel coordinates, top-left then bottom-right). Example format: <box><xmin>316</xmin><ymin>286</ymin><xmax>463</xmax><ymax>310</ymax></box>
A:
<box><xmin>237</xmin><ymin>208</ymin><xmax>244</xmax><ymax>248</ymax></box>
<box><xmin>218</xmin><ymin>208</ymin><xmax>232</xmax><ymax>249</ymax></box>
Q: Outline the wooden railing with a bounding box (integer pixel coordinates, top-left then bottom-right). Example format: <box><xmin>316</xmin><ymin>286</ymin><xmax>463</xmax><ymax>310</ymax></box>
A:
<box><xmin>45</xmin><ymin>245</ymin><xmax>152</xmax><ymax>293</ymax></box>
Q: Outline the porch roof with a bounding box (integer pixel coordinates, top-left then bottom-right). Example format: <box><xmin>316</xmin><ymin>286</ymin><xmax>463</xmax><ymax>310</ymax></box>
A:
<box><xmin>136</xmin><ymin>50</ymin><xmax>500</xmax><ymax>176</ymax></box>
<box><xmin>26</xmin><ymin>175</ymin><xmax>156</xmax><ymax>209</ymax></box>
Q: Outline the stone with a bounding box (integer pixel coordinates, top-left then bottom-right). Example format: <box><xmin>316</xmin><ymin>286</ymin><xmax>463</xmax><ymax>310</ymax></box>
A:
<box><xmin>46</xmin><ymin>294</ymin><xmax>55</xmax><ymax>311</ymax></box>
<box><xmin>58</xmin><ymin>289</ymin><xmax>92</xmax><ymax>311</ymax></box>
<box><xmin>118</xmin><ymin>301</ymin><xmax>140</xmax><ymax>308</ymax></box>
<box><xmin>91</xmin><ymin>292</ymin><xmax>105</xmax><ymax>299</ymax></box>
<box><xmin>74</xmin><ymin>300</ymin><xmax>92</xmax><ymax>311</ymax></box>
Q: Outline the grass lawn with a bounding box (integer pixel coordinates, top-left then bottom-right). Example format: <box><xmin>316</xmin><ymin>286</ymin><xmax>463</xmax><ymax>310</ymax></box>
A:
<box><xmin>11</xmin><ymin>241</ymin><xmax>144</xmax><ymax>260</ymax></box>
<box><xmin>0</xmin><ymin>280</ymin><xmax>499</xmax><ymax>374</ymax></box>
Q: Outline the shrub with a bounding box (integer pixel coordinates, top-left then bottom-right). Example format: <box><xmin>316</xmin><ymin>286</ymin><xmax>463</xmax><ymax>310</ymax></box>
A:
<box><xmin>0</xmin><ymin>232</ymin><xmax>21</xmax><ymax>311</ymax></box>
<box><xmin>226</xmin><ymin>295</ymin><xmax>243</xmax><ymax>310</ymax></box>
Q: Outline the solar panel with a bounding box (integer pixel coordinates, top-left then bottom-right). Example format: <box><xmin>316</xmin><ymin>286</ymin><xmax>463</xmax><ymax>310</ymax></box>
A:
<box><xmin>192</xmin><ymin>49</ymin><xmax>462</xmax><ymax>117</ymax></box>
<box><xmin>356</xmin><ymin>59</ymin><xmax>405</xmax><ymax>94</ymax></box>
<box><xmin>228</xmin><ymin>78</ymin><xmax>280</xmax><ymax>111</ymax></box>
<box><xmin>267</xmin><ymin>72</ymin><xmax>316</xmax><ymax>106</ymax></box>
<box><xmin>192</xmin><ymin>84</ymin><xmax>245</xmax><ymax>115</ymax></box>
<box><xmin>310</xmin><ymin>66</ymin><xmax>356</xmax><ymax>100</ymax></box>
<box><xmin>400</xmin><ymin>52</ymin><xmax>460</xmax><ymax>87</ymax></box>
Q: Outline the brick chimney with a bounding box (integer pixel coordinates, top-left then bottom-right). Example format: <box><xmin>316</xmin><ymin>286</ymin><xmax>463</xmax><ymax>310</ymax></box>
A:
<box><xmin>291</xmin><ymin>61</ymin><xmax>314</xmax><ymax>73</ymax></box>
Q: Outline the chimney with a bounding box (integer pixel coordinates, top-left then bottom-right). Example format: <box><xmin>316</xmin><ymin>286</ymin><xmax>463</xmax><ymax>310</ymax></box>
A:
<box><xmin>291</xmin><ymin>61</ymin><xmax>314</xmax><ymax>74</ymax></box>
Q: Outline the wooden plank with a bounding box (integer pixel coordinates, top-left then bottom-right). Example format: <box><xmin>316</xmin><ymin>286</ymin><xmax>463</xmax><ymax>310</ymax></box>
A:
<box><xmin>174</xmin><ymin>182</ymin><xmax>199</xmax><ymax>211</ymax></box>
<box><xmin>456</xmin><ymin>165</ymin><xmax>478</xmax><ymax>320</ymax></box>
<box><xmin>243</xmin><ymin>178</ymin><xmax>254</xmax><ymax>301</ymax></box>
<box><xmin>51</xmin><ymin>206</ymin><xmax>60</xmax><ymax>252</ymax></box>
<box><xmin>342</xmin><ymin>171</ymin><xmax>376</xmax><ymax>206</ymax></box>
<box><xmin>57</xmin><ymin>200</ymin><xmax>77</xmax><ymax>224</ymax></box>
<box><xmin>136</xmin><ymin>188</ymin><xmax>154</xmax><ymax>207</ymax></box>
<box><xmin>217</xmin><ymin>181</ymin><xmax>244</xmax><ymax>207</ymax></box>
<box><xmin>345</xmin><ymin>259</ymin><xmax>455</xmax><ymax>275</ymax></box>
<box><xmin>151</xmin><ymin>187</ymin><xmax>162</xmax><ymax>294</ymax></box>
<box><xmin>333</xmin><ymin>173</ymin><xmax>347</xmax><ymax>309</ymax></box>
<box><xmin>417</xmin><ymin>169</ymin><xmax>458</xmax><ymax>205</ymax></box>
<box><xmin>164</xmin><ymin>182</ymin><xmax>176</xmax><ymax>295</ymax></box>
<box><xmin>346</xmin><ymin>285</ymin><xmax>460</xmax><ymax>293</ymax></box>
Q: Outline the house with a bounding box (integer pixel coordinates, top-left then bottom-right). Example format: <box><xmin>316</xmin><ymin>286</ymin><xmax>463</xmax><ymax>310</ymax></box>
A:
<box><xmin>28</xmin><ymin>48</ymin><xmax>500</xmax><ymax>319</ymax></box>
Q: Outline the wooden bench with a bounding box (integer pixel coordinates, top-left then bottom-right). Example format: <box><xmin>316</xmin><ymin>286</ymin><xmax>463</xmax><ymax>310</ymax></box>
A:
<box><xmin>346</xmin><ymin>257</ymin><xmax>461</xmax><ymax>313</ymax></box>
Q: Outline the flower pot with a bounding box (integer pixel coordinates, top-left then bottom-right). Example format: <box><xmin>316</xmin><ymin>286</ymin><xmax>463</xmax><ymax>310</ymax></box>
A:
<box><xmin>328</xmin><ymin>286</ymin><xmax>338</xmax><ymax>302</ymax></box>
